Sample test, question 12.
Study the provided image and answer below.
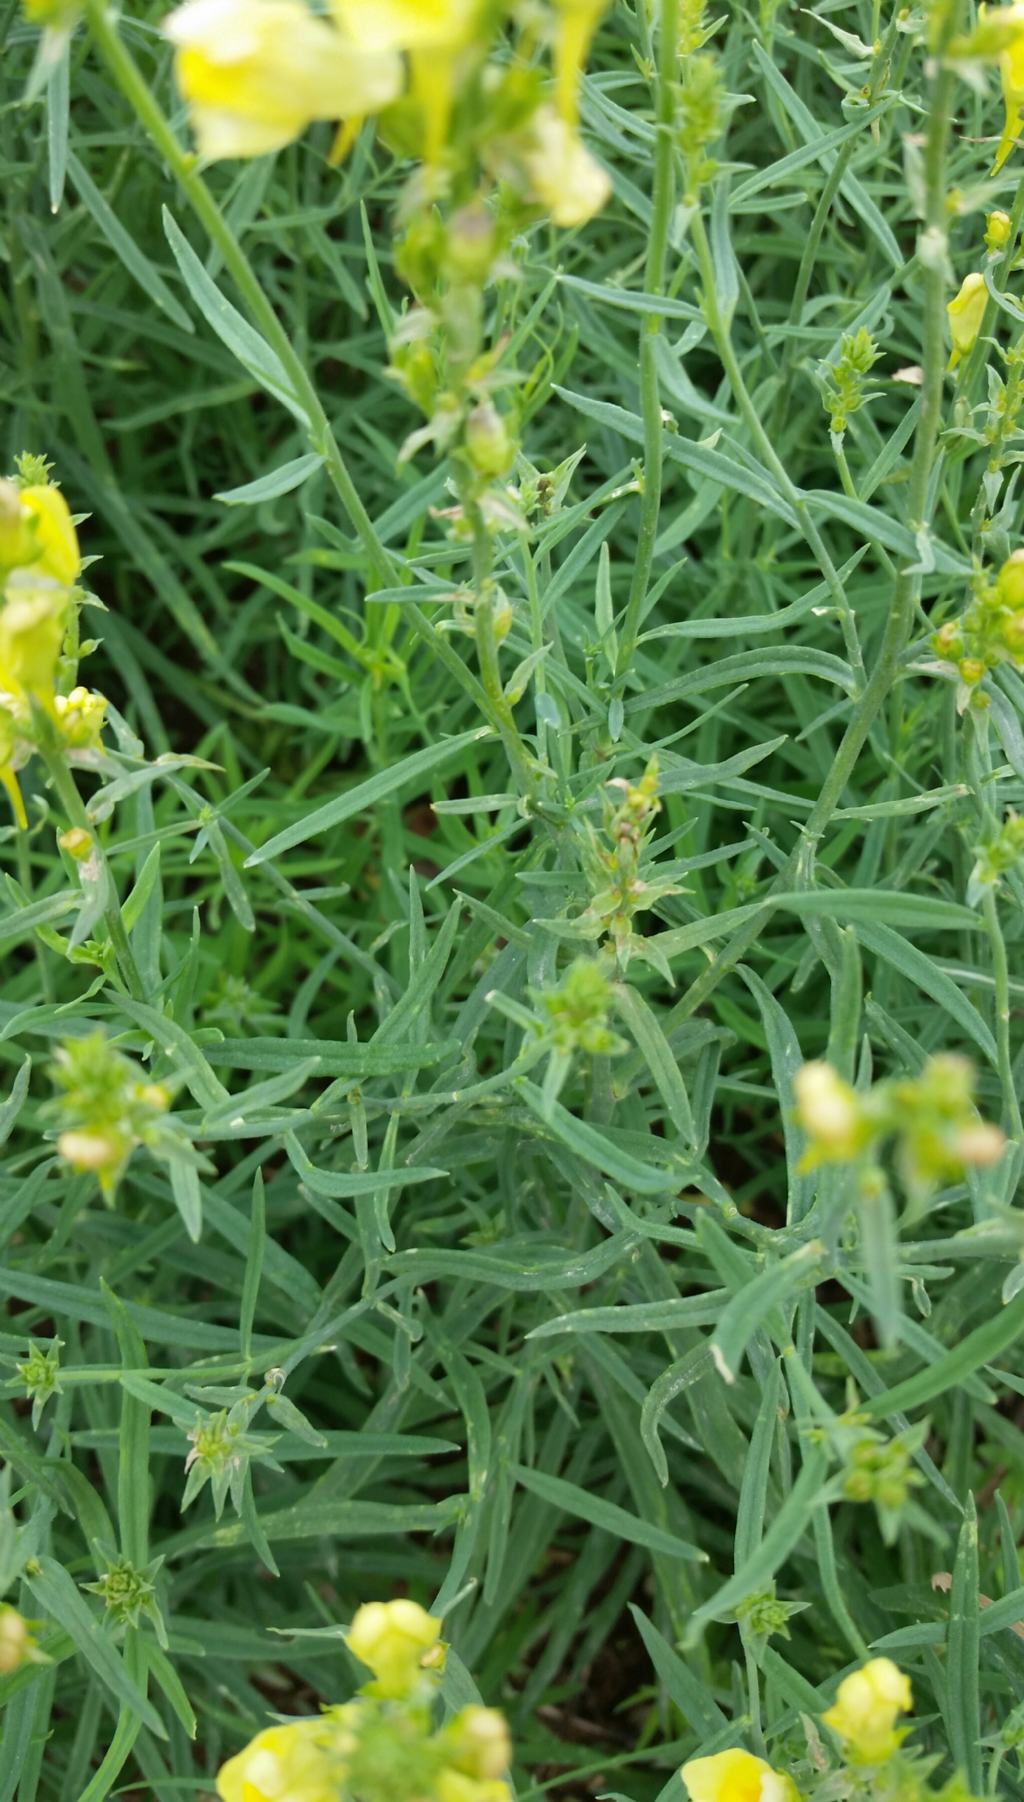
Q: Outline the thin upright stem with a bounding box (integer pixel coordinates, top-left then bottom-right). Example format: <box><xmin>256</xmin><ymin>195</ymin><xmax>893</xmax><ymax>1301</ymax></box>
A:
<box><xmin>615</xmin><ymin>0</ymin><xmax>679</xmax><ymax>678</ymax></box>
<box><xmin>82</xmin><ymin>0</ymin><xmax>394</xmax><ymax>588</ymax></box>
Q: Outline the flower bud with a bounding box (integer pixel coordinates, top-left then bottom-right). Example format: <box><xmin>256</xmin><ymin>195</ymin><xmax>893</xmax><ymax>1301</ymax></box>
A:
<box><xmin>0</xmin><ymin>1607</ymin><xmax>39</xmax><ymax>1675</ymax></box>
<box><xmin>53</xmin><ymin>685</ymin><xmax>107</xmax><ymax>751</ymax></box>
<box><xmin>794</xmin><ymin>1061</ymin><xmax>865</xmax><ymax>1163</ymax></box>
<box><xmin>465</xmin><ymin>404</ymin><xmax>514</xmax><ymax>480</ymax></box>
<box><xmin>58</xmin><ymin>827</ymin><xmax>93</xmax><ymax>861</ymax></box>
<box><xmin>959</xmin><ymin>657</ymin><xmax>987</xmax><ymax>684</ymax></box>
<box><xmin>445</xmin><ymin>1708</ymin><xmax>512</xmax><ymax>1782</ymax></box>
<box><xmin>998</xmin><ymin>549</ymin><xmax>1024</xmax><ymax>606</ymax></box>
<box><xmin>986</xmin><ymin>208</ymin><xmax>1013</xmax><ymax>253</ymax></box>
<box><xmin>58</xmin><ymin>1129</ymin><xmax>128</xmax><ymax>1175</ymax></box>
<box><xmin>954</xmin><ymin>1120</ymin><xmax>1006</xmax><ymax>1166</ymax></box>
<box><xmin>947</xmin><ymin>271</ymin><xmax>988</xmax><ymax>369</ymax></box>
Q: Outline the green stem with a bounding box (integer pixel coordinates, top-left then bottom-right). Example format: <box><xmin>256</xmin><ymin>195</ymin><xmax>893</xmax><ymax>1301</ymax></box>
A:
<box><xmin>615</xmin><ymin>0</ymin><xmax>679</xmax><ymax>678</ymax></box>
<box><xmin>981</xmin><ymin>886</ymin><xmax>1024</xmax><ymax>1146</ymax></box>
<box><xmin>82</xmin><ymin>0</ymin><xmax>394</xmax><ymax>587</ymax></box>
<box><xmin>42</xmin><ymin>748</ymin><xmax>145</xmax><ymax>1001</ymax></box>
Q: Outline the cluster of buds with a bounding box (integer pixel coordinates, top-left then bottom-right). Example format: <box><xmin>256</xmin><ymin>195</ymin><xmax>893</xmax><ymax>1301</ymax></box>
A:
<box><xmin>0</xmin><ymin>457</ymin><xmax>106</xmax><ymax>827</ymax></box>
<box><xmin>932</xmin><ymin>550</ymin><xmax>1024</xmax><ymax>697</ymax></box>
<box><xmin>217</xmin><ymin>1599</ymin><xmax>512</xmax><ymax>1802</ymax></box>
<box><xmin>834</xmin><ymin>1407</ymin><xmax>925</xmax><ymax>1543</ymax></box>
<box><xmin>819</xmin><ymin>327</ymin><xmax>882</xmax><ymax>437</ymax></box>
<box><xmin>569</xmin><ymin>758</ymin><xmax>681</xmax><ymax>977</ymax></box>
<box><xmin>49</xmin><ymin>1031</ymin><xmax>171</xmax><ymax>1197</ymax></box>
<box><xmin>539</xmin><ymin>957</ymin><xmax>624</xmax><ymax>1060</ymax></box>
<box><xmin>793</xmin><ymin>1054</ymin><xmax>1004</xmax><ymax>1196</ymax></box>
<box><xmin>969</xmin><ymin>811</ymin><xmax>1024</xmax><ymax>904</ymax></box>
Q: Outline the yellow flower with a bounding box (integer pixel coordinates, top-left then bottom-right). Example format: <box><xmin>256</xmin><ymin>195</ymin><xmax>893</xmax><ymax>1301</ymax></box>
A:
<box><xmin>520</xmin><ymin>107</ymin><xmax>611</xmax><ymax>225</ymax></box>
<box><xmin>164</xmin><ymin>0</ymin><xmax>402</xmax><ymax>160</ymax></box>
<box><xmin>553</xmin><ymin>0</ymin><xmax>608</xmax><ymax>125</ymax></box>
<box><xmin>331</xmin><ymin>0</ymin><xmax>486</xmax><ymax>159</ymax></box>
<box><xmin>0</xmin><ymin>479</ymin><xmax>80</xmax><ymax>586</ymax></box>
<box><xmin>821</xmin><ymin>1658</ymin><xmax>912</xmax><ymax>1764</ymax></box>
<box><xmin>0</xmin><ymin>575</ymin><xmax>67</xmax><ymax>699</ymax></box>
<box><xmin>19</xmin><ymin>484</ymin><xmax>81</xmax><ymax>585</ymax></box>
<box><xmin>947</xmin><ymin>272</ymin><xmax>988</xmax><ymax>369</ymax></box>
<box><xmin>682</xmin><ymin>1749</ymin><xmax>795</xmax><ymax>1802</ymax></box>
<box><xmin>345</xmin><ymin>1598</ymin><xmax>444</xmax><ymax>1698</ymax></box>
<box><xmin>330</xmin><ymin>0</ymin><xmax>484</xmax><ymax>52</ymax></box>
<box><xmin>995</xmin><ymin>31</ymin><xmax>1024</xmax><ymax>170</ymax></box>
<box><xmin>216</xmin><ymin>1719</ymin><xmax>342</xmax><ymax>1802</ymax></box>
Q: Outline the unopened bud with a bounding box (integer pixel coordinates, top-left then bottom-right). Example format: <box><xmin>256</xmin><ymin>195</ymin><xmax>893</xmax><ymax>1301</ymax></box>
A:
<box><xmin>58</xmin><ymin>827</ymin><xmax>92</xmax><ymax>861</ymax></box>
<box><xmin>987</xmin><ymin>209</ymin><xmax>1013</xmax><ymax>253</ymax></box>
<box><xmin>954</xmin><ymin>1120</ymin><xmax>1006</xmax><ymax>1166</ymax></box>
<box><xmin>57</xmin><ymin>1129</ymin><xmax>123</xmax><ymax>1173</ymax></box>
<box><xmin>959</xmin><ymin>657</ymin><xmax>987</xmax><ymax>685</ymax></box>
<box><xmin>465</xmin><ymin>404</ymin><xmax>514</xmax><ymax>480</ymax></box>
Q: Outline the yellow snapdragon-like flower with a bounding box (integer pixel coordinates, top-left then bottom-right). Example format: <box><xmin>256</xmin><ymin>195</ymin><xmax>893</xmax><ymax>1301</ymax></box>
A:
<box><xmin>0</xmin><ymin>479</ymin><xmax>80</xmax><ymax>587</ymax></box>
<box><xmin>164</xmin><ymin>0</ymin><xmax>402</xmax><ymax>160</ymax></box>
<box><xmin>682</xmin><ymin>1749</ymin><xmax>796</xmax><ymax>1802</ymax></box>
<box><xmin>821</xmin><ymin>1658</ymin><xmax>912</xmax><ymax>1763</ymax></box>
<box><xmin>216</xmin><ymin>1719</ymin><xmax>341</xmax><ymax>1802</ymax></box>
<box><xmin>345</xmin><ymin>1597</ymin><xmax>444</xmax><ymax>1699</ymax></box>
<box><xmin>947</xmin><ymin>272</ymin><xmax>988</xmax><ymax>369</ymax></box>
<box><xmin>0</xmin><ymin>576</ymin><xmax>67</xmax><ymax>701</ymax></box>
<box><xmin>521</xmin><ymin>107</ymin><xmax>610</xmax><ymax>225</ymax></box>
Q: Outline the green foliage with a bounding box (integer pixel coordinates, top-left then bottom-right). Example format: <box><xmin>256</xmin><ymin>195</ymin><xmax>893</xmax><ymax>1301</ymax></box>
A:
<box><xmin>2</xmin><ymin>0</ymin><xmax>1024</xmax><ymax>1799</ymax></box>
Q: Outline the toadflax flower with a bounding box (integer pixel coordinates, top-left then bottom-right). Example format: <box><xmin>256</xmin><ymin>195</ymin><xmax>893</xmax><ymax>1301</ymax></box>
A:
<box><xmin>216</xmin><ymin>1718</ymin><xmax>342</xmax><ymax>1802</ymax></box>
<box><xmin>947</xmin><ymin>272</ymin><xmax>988</xmax><ymax>370</ymax></box>
<box><xmin>996</xmin><ymin>29</ymin><xmax>1024</xmax><ymax>171</ymax></box>
<box><xmin>164</xmin><ymin>0</ymin><xmax>402</xmax><ymax>160</ymax></box>
<box><xmin>520</xmin><ymin>107</ymin><xmax>611</xmax><ymax>226</ymax></box>
<box><xmin>682</xmin><ymin>1749</ymin><xmax>797</xmax><ymax>1802</ymax></box>
<box><xmin>345</xmin><ymin>1597</ymin><xmax>444</xmax><ymax>1698</ymax></box>
<box><xmin>331</xmin><ymin>0</ymin><xmax>486</xmax><ymax>159</ymax></box>
<box><xmin>821</xmin><ymin>1657</ymin><xmax>912</xmax><ymax>1763</ymax></box>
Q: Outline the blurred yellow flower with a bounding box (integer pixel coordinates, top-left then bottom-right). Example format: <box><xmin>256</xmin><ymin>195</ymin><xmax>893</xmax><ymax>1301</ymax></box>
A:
<box><xmin>216</xmin><ymin>1719</ymin><xmax>341</xmax><ymax>1802</ymax></box>
<box><xmin>19</xmin><ymin>484</ymin><xmax>81</xmax><ymax>585</ymax></box>
<box><xmin>793</xmin><ymin>1061</ymin><xmax>866</xmax><ymax>1165</ymax></box>
<box><xmin>553</xmin><ymin>0</ymin><xmax>608</xmax><ymax>125</ymax></box>
<box><xmin>995</xmin><ymin>31</ymin><xmax>1024</xmax><ymax>170</ymax></box>
<box><xmin>164</xmin><ymin>0</ymin><xmax>402</xmax><ymax>159</ymax></box>
<box><xmin>0</xmin><ymin>577</ymin><xmax>67</xmax><ymax>700</ymax></box>
<box><xmin>0</xmin><ymin>479</ymin><xmax>80</xmax><ymax>586</ymax></box>
<box><xmin>947</xmin><ymin>271</ymin><xmax>988</xmax><ymax>369</ymax></box>
<box><xmin>822</xmin><ymin>1658</ymin><xmax>912</xmax><ymax>1763</ymax></box>
<box><xmin>682</xmin><ymin>1749</ymin><xmax>795</xmax><ymax>1802</ymax></box>
<box><xmin>330</xmin><ymin>0</ymin><xmax>484</xmax><ymax>52</ymax></box>
<box><xmin>0</xmin><ymin>1606</ymin><xmax>46</xmax><ymax>1675</ymax></box>
<box><xmin>331</xmin><ymin>0</ymin><xmax>485</xmax><ymax>158</ymax></box>
<box><xmin>521</xmin><ymin>107</ymin><xmax>610</xmax><ymax>224</ymax></box>
<box><xmin>345</xmin><ymin>1597</ymin><xmax>444</xmax><ymax>1698</ymax></box>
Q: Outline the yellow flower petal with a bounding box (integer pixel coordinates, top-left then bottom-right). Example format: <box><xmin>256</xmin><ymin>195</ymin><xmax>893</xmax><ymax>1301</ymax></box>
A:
<box><xmin>164</xmin><ymin>0</ymin><xmax>402</xmax><ymax>159</ymax></box>
<box><xmin>329</xmin><ymin>0</ymin><xmax>484</xmax><ymax>53</ymax></box>
<box><xmin>821</xmin><ymin>1658</ymin><xmax>912</xmax><ymax>1764</ymax></box>
<box><xmin>682</xmin><ymin>1749</ymin><xmax>788</xmax><ymax>1802</ymax></box>
<box><xmin>17</xmin><ymin>484</ymin><xmax>80</xmax><ymax>585</ymax></box>
<box><xmin>216</xmin><ymin>1720</ymin><xmax>341</xmax><ymax>1802</ymax></box>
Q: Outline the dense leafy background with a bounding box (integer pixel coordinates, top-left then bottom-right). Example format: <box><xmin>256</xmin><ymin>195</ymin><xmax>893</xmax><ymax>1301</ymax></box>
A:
<box><xmin>2</xmin><ymin>2</ymin><xmax>1024</xmax><ymax>1799</ymax></box>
